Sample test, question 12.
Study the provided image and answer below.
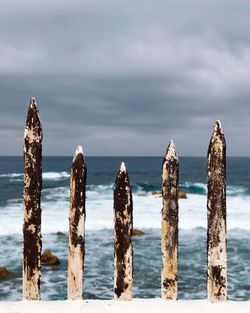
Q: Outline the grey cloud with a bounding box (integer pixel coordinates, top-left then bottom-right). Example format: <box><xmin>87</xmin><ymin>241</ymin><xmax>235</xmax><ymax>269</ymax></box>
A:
<box><xmin>1</xmin><ymin>0</ymin><xmax>250</xmax><ymax>155</ymax></box>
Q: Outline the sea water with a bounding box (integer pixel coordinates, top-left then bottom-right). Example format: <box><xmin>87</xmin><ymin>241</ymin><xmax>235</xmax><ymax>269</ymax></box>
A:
<box><xmin>0</xmin><ymin>156</ymin><xmax>250</xmax><ymax>300</ymax></box>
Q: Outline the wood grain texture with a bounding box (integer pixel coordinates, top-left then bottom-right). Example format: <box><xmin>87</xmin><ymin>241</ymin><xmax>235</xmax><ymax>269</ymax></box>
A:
<box><xmin>207</xmin><ymin>121</ymin><xmax>227</xmax><ymax>302</ymax></box>
<box><xmin>68</xmin><ymin>146</ymin><xmax>86</xmax><ymax>300</ymax></box>
<box><xmin>161</xmin><ymin>140</ymin><xmax>179</xmax><ymax>300</ymax></box>
<box><xmin>114</xmin><ymin>162</ymin><xmax>133</xmax><ymax>300</ymax></box>
<box><xmin>23</xmin><ymin>98</ymin><xmax>43</xmax><ymax>300</ymax></box>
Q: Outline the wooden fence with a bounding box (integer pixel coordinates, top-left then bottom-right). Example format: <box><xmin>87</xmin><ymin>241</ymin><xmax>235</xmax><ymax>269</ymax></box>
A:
<box><xmin>22</xmin><ymin>98</ymin><xmax>227</xmax><ymax>302</ymax></box>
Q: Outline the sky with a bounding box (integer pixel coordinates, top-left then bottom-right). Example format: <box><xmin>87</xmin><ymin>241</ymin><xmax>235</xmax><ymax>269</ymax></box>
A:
<box><xmin>1</xmin><ymin>0</ymin><xmax>250</xmax><ymax>156</ymax></box>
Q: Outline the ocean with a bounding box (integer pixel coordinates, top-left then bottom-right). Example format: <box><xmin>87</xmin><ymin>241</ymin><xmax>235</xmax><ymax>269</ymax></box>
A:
<box><xmin>0</xmin><ymin>156</ymin><xmax>250</xmax><ymax>300</ymax></box>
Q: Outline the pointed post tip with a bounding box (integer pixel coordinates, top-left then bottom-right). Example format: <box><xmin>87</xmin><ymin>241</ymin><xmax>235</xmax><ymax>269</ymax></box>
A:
<box><xmin>73</xmin><ymin>145</ymin><xmax>84</xmax><ymax>163</ymax></box>
<box><xmin>29</xmin><ymin>97</ymin><xmax>39</xmax><ymax>111</ymax></box>
<box><xmin>165</xmin><ymin>139</ymin><xmax>177</xmax><ymax>160</ymax></box>
<box><xmin>169</xmin><ymin>139</ymin><xmax>175</xmax><ymax>147</ymax></box>
<box><xmin>75</xmin><ymin>145</ymin><xmax>83</xmax><ymax>155</ymax></box>
<box><xmin>25</xmin><ymin>97</ymin><xmax>42</xmax><ymax>139</ymax></box>
<box><xmin>213</xmin><ymin>120</ymin><xmax>223</xmax><ymax>135</ymax></box>
<box><xmin>120</xmin><ymin>162</ymin><xmax>126</xmax><ymax>173</ymax></box>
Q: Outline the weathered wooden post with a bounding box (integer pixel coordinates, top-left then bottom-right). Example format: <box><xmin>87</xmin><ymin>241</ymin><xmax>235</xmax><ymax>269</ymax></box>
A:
<box><xmin>207</xmin><ymin>120</ymin><xmax>227</xmax><ymax>302</ymax></box>
<box><xmin>114</xmin><ymin>162</ymin><xmax>133</xmax><ymax>300</ymax></box>
<box><xmin>23</xmin><ymin>97</ymin><xmax>43</xmax><ymax>300</ymax></box>
<box><xmin>161</xmin><ymin>140</ymin><xmax>179</xmax><ymax>300</ymax></box>
<box><xmin>68</xmin><ymin>146</ymin><xmax>86</xmax><ymax>300</ymax></box>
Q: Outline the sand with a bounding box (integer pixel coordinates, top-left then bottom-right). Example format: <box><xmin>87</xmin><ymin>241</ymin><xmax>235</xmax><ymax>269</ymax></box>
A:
<box><xmin>1</xmin><ymin>299</ymin><xmax>250</xmax><ymax>313</ymax></box>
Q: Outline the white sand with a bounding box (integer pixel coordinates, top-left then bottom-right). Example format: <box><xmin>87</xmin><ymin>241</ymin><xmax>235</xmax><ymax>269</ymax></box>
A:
<box><xmin>1</xmin><ymin>299</ymin><xmax>250</xmax><ymax>313</ymax></box>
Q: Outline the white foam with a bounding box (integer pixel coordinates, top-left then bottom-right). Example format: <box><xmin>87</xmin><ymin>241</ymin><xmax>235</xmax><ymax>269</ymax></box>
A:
<box><xmin>180</xmin><ymin>182</ymin><xmax>247</xmax><ymax>196</ymax></box>
<box><xmin>1</xmin><ymin>184</ymin><xmax>250</xmax><ymax>235</ymax></box>
<box><xmin>181</xmin><ymin>182</ymin><xmax>207</xmax><ymax>193</ymax></box>
<box><xmin>43</xmin><ymin>172</ymin><xmax>70</xmax><ymax>180</ymax></box>
<box><xmin>0</xmin><ymin>173</ymin><xmax>23</xmax><ymax>178</ymax></box>
<box><xmin>227</xmin><ymin>185</ymin><xmax>248</xmax><ymax>196</ymax></box>
<box><xmin>0</xmin><ymin>171</ymin><xmax>70</xmax><ymax>180</ymax></box>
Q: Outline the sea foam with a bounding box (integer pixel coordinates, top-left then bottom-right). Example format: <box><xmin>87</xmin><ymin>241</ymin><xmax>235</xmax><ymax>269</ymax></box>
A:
<box><xmin>0</xmin><ymin>171</ymin><xmax>70</xmax><ymax>181</ymax></box>
<box><xmin>0</xmin><ymin>183</ymin><xmax>250</xmax><ymax>235</ymax></box>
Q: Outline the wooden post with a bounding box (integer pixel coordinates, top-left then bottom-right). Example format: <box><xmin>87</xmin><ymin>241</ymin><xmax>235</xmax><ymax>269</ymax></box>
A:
<box><xmin>114</xmin><ymin>162</ymin><xmax>133</xmax><ymax>300</ymax></box>
<box><xmin>161</xmin><ymin>140</ymin><xmax>179</xmax><ymax>300</ymax></box>
<box><xmin>207</xmin><ymin>120</ymin><xmax>227</xmax><ymax>302</ymax></box>
<box><xmin>68</xmin><ymin>146</ymin><xmax>86</xmax><ymax>300</ymax></box>
<box><xmin>23</xmin><ymin>97</ymin><xmax>43</xmax><ymax>300</ymax></box>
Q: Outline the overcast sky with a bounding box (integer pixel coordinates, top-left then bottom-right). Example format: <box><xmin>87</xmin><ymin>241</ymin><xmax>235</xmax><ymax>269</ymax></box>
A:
<box><xmin>1</xmin><ymin>0</ymin><xmax>250</xmax><ymax>156</ymax></box>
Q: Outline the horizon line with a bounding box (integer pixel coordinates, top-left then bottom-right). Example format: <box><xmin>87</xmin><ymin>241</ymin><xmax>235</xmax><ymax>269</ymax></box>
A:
<box><xmin>0</xmin><ymin>155</ymin><xmax>249</xmax><ymax>158</ymax></box>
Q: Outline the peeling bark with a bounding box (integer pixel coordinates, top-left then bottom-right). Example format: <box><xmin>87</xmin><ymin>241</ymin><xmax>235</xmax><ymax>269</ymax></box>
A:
<box><xmin>23</xmin><ymin>97</ymin><xmax>43</xmax><ymax>300</ymax></box>
<box><xmin>207</xmin><ymin>120</ymin><xmax>227</xmax><ymax>302</ymax></box>
<box><xmin>161</xmin><ymin>140</ymin><xmax>179</xmax><ymax>300</ymax></box>
<box><xmin>68</xmin><ymin>146</ymin><xmax>86</xmax><ymax>300</ymax></box>
<box><xmin>114</xmin><ymin>162</ymin><xmax>133</xmax><ymax>300</ymax></box>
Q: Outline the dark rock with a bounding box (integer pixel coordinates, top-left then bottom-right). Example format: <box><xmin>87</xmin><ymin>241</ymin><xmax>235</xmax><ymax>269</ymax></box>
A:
<box><xmin>152</xmin><ymin>190</ymin><xmax>187</xmax><ymax>199</ymax></box>
<box><xmin>132</xmin><ymin>229</ymin><xmax>145</xmax><ymax>236</ymax></box>
<box><xmin>0</xmin><ymin>267</ymin><xmax>14</xmax><ymax>279</ymax></box>
<box><xmin>41</xmin><ymin>250</ymin><xmax>60</xmax><ymax>266</ymax></box>
<box><xmin>152</xmin><ymin>191</ymin><xmax>162</xmax><ymax>197</ymax></box>
<box><xmin>178</xmin><ymin>190</ymin><xmax>187</xmax><ymax>199</ymax></box>
<box><xmin>137</xmin><ymin>192</ymin><xmax>146</xmax><ymax>197</ymax></box>
<box><xmin>56</xmin><ymin>231</ymin><xmax>66</xmax><ymax>237</ymax></box>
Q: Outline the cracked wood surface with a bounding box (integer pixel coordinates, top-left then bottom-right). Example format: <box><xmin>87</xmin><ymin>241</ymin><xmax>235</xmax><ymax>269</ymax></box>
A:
<box><xmin>207</xmin><ymin>121</ymin><xmax>227</xmax><ymax>302</ymax></box>
<box><xmin>161</xmin><ymin>140</ymin><xmax>179</xmax><ymax>300</ymax></box>
<box><xmin>114</xmin><ymin>162</ymin><xmax>133</xmax><ymax>300</ymax></box>
<box><xmin>68</xmin><ymin>146</ymin><xmax>86</xmax><ymax>300</ymax></box>
<box><xmin>23</xmin><ymin>98</ymin><xmax>43</xmax><ymax>300</ymax></box>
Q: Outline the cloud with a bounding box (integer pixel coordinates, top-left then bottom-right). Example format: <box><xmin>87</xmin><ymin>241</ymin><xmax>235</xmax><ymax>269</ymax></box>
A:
<box><xmin>1</xmin><ymin>0</ymin><xmax>250</xmax><ymax>155</ymax></box>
